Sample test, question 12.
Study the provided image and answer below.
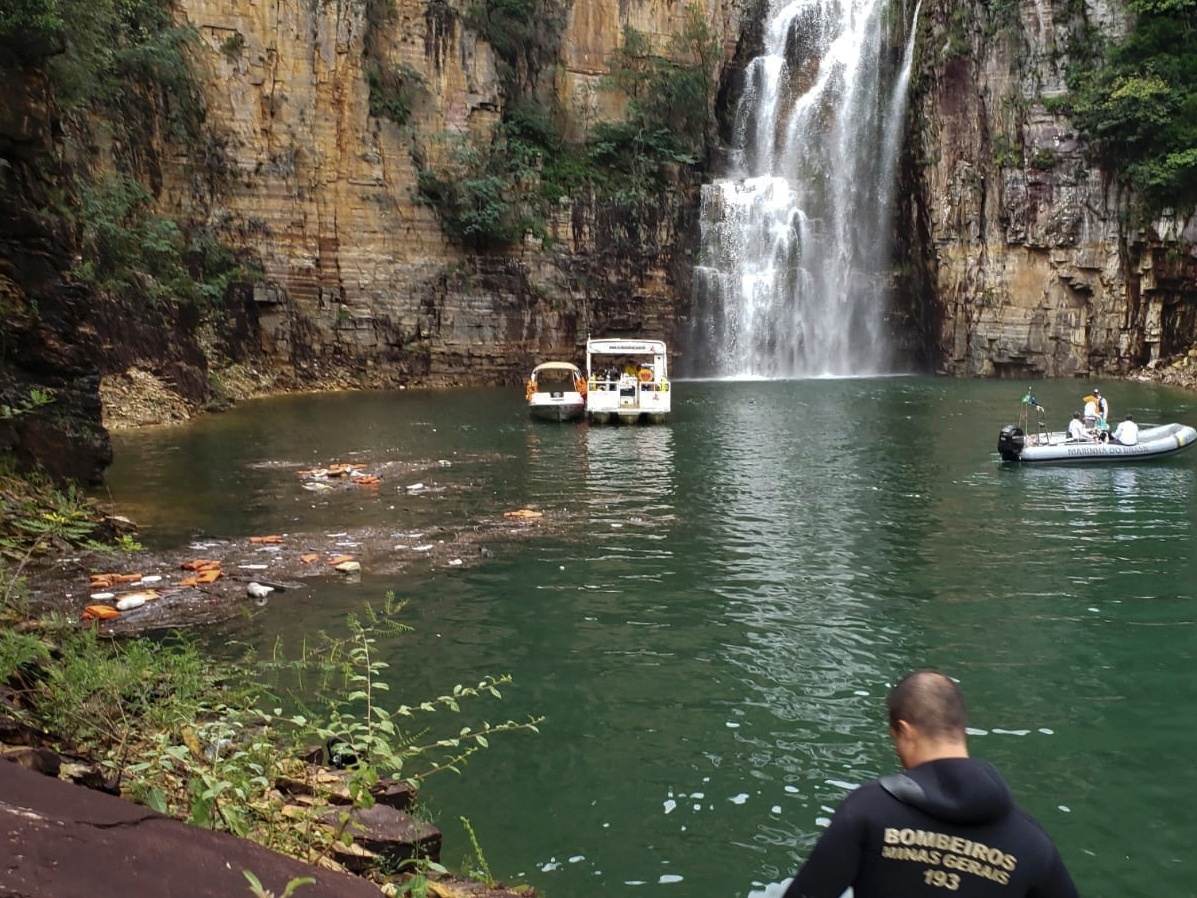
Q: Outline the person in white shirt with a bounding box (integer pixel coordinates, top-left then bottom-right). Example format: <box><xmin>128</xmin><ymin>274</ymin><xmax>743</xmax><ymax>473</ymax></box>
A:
<box><xmin>1082</xmin><ymin>396</ymin><xmax>1099</xmax><ymax>428</ymax></box>
<box><xmin>1111</xmin><ymin>414</ymin><xmax>1139</xmax><ymax>445</ymax></box>
<box><xmin>1067</xmin><ymin>412</ymin><xmax>1093</xmax><ymax>441</ymax></box>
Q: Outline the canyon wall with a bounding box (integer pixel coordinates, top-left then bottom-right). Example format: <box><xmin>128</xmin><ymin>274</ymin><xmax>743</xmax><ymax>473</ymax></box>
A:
<box><xmin>900</xmin><ymin>0</ymin><xmax>1197</xmax><ymax>379</ymax></box>
<box><xmin>6</xmin><ymin>0</ymin><xmax>1197</xmax><ymax>486</ymax></box>
<box><xmin>166</xmin><ymin>0</ymin><xmax>742</xmax><ymax>385</ymax></box>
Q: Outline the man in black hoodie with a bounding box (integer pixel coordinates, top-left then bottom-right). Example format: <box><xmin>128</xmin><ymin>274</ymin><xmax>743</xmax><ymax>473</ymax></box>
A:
<box><xmin>783</xmin><ymin>670</ymin><xmax>1079</xmax><ymax>898</ymax></box>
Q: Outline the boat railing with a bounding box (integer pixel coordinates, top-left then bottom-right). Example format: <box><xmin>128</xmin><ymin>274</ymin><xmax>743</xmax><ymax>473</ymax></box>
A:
<box><xmin>1017</xmin><ymin>400</ymin><xmax>1050</xmax><ymax>445</ymax></box>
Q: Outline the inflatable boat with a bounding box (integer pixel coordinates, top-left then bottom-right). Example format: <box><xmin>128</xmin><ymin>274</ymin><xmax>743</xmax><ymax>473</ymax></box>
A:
<box><xmin>998</xmin><ymin>421</ymin><xmax>1197</xmax><ymax>464</ymax></box>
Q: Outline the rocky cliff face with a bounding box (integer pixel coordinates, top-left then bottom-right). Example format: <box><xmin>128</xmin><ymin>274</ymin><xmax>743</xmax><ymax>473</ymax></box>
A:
<box><xmin>6</xmin><ymin>0</ymin><xmax>1197</xmax><ymax>488</ymax></box>
<box><xmin>0</xmin><ymin>66</ymin><xmax>112</xmax><ymax>483</ymax></box>
<box><xmin>899</xmin><ymin>0</ymin><xmax>1197</xmax><ymax>379</ymax></box>
<box><xmin>168</xmin><ymin>0</ymin><xmax>741</xmax><ymax>385</ymax></box>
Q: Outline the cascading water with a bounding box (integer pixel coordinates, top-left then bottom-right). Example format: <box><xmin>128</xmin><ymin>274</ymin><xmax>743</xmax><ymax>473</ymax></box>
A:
<box><xmin>690</xmin><ymin>0</ymin><xmax>920</xmax><ymax>378</ymax></box>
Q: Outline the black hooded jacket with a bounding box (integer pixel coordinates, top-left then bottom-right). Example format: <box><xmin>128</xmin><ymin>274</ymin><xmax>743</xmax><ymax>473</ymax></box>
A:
<box><xmin>784</xmin><ymin>758</ymin><xmax>1079</xmax><ymax>898</ymax></box>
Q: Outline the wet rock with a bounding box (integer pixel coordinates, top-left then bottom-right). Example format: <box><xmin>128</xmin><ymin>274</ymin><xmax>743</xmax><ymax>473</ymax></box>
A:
<box><xmin>0</xmin><ymin>759</ymin><xmax>389</xmax><ymax>898</ymax></box>
<box><xmin>321</xmin><ymin>802</ymin><xmax>443</xmax><ymax>874</ymax></box>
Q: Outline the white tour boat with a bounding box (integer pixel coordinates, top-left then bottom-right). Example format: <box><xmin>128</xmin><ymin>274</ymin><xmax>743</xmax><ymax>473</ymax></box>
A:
<box><xmin>997</xmin><ymin>394</ymin><xmax>1196</xmax><ymax>464</ymax></box>
<box><xmin>525</xmin><ymin>361</ymin><xmax>587</xmax><ymax>423</ymax></box>
<box><xmin>584</xmin><ymin>338</ymin><xmax>671</xmax><ymax>425</ymax></box>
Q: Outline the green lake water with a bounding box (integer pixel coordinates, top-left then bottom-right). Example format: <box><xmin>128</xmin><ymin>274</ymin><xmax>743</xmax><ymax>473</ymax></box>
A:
<box><xmin>101</xmin><ymin>377</ymin><xmax>1197</xmax><ymax>898</ymax></box>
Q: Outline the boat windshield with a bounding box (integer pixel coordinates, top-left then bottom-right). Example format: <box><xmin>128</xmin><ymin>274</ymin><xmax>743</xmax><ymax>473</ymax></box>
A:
<box><xmin>533</xmin><ymin>368</ymin><xmax>578</xmax><ymax>393</ymax></box>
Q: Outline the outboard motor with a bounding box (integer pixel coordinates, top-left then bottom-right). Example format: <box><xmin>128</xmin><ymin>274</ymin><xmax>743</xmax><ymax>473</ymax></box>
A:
<box><xmin>997</xmin><ymin>425</ymin><xmax>1025</xmax><ymax>461</ymax></box>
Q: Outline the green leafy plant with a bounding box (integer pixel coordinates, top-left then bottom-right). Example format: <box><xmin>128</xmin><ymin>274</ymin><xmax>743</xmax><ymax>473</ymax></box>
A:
<box><xmin>0</xmin><ymin>591</ymin><xmax>542</xmax><ymax>880</ymax></box>
<box><xmin>0</xmin><ymin>0</ymin><xmax>66</xmax><ymax>61</ymax></box>
<box><xmin>71</xmin><ymin>174</ymin><xmax>248</xmax><ymax>308</ymax></box>
<box><xmin>11</xmin><ymin>484</ymin><xmax>97</xmax><ymax>545</ymax></box>
<box><xmin>1068</xmin><ymin>0</ymin><xmax>1197</xmax><ymax>216</ymax></box>
<box><xmin>243</xmin><ymin>871</ymin><xmax>315</xmax><ymax>898</ymax></box>
<box><xmin>116</xmin><ymin>533</ymin><xmax>144</xmax><ymax>553</ymax></box>
<box><xmin>459</xmin><ymin>816</ymin><xmax>495</xmax><ymax>888</ymax></box>
<box><xmin>221</xmin><ymin>31</ymin><xmax>245</xmax><ymax>57</ymax></box>
<box><xmin>366</xmin><ymin>61</ymin><xmax>424</xmax><ymax>125</ymax></box>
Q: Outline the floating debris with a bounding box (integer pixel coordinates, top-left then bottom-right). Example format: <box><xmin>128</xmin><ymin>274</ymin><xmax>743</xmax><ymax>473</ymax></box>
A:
<box><xmin>88</xmin><ymin>572</ymin><xmax>143</xmax><ymax>590</ymax></box>
<box><xmin>81</xmin><ymin>604</ymin><xmax>119</xmax><ymax>621</ymax></box>
<box><xmin>179</xmin><ymin>561</ymin><xmax>223</xmax><ymax>587</ymax></box>
<box><xmin>333</xmin><ymin>560</ymin><xmax>361</xmax><ymax>573</ymax></box>
<box><xmin>503</xmin><ymin>508</ymin><xmax>544</xmax><ymax>520</ymax></box>
<box><xmin>249</xmin><ymin>535</ymin><xmax>284</xmax><ymax>545</ymax></box>
<box><xmin>116</xmin><ymin>593</ymin><xmax>149</xmax><ymax>611</ymax></box>
<box><xmin>246</xmin><ymin>582</ymin><xmax>275</xmax><ymax>599</ymax></box>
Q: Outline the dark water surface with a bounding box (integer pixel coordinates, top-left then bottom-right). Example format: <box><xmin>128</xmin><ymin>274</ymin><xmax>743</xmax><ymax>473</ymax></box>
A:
<box><xmin>102</xmin><ymin>378</ymin><xmax>1197</xmax><ymax>898</ymax></box>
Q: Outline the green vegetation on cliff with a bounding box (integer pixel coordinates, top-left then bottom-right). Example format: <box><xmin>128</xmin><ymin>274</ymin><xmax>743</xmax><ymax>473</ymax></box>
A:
<box><xmin>415</xmin><ymin>3</ymin><xmax>719</xmax><ymax>250</ymax></box>
<box><xmin>1067</xmin><ymin>0</ymin><xmax>1197</xmax><ymax>217</ymax></box>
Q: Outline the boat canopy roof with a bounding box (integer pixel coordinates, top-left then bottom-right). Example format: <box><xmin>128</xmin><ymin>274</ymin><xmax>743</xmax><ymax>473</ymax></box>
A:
<box><xmin>531</xmin><ymin>361</ymin><xmax>582</xmax><ymax>374</ymax></box>
<box><xmin>586</xmin><ymin>338</ymin><xmax>666</xmax><ymax>356</ymax></box>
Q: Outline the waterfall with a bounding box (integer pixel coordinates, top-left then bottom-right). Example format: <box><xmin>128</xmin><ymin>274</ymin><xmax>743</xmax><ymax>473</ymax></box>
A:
<box><xmin>690</xmin><ymin>0</ymin><xmax>921</xmax><ymax>378</ymax></box>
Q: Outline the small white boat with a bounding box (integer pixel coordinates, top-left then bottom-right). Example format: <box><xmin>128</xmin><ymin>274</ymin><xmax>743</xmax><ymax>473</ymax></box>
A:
<box><xmin>997</xmin><ymin>396</ymin><xmax>1197</xmax><ymax>464</ymax></box>
<box><xmin>526</xmin><ymin>362</ymin><xmax>587</xmax><ymax>423</ymax></box>
<box><xmin>584</xmin><ymin>338</ymin><xmax>671</xmax><ymax>425</ymax></box>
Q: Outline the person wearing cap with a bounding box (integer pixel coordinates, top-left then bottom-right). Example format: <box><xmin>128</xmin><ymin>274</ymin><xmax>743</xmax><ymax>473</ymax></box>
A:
<box><xmin>783</xmin><ymin>670</ymin><xmax>1079</xmax><ymax>898</ymax></box>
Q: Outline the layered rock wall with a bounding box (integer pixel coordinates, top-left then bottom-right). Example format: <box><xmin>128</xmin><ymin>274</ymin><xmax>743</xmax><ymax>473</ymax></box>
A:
<box><xmin>902</xmin><ymin>0</ymin><xmax>1197</xmax><ymax>379</ymax></box>
<box><xmin>9</xmin><ymin>0</ymin><xmax>1197</xmax><ymax>488</ymax></box>
<box><xmin>170</xmin><ymin>0</ymin><xmax>740</xmax><ymax>385</ymax></box>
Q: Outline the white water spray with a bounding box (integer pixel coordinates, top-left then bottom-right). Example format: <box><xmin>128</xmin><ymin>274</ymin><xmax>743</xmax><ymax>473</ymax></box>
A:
<box><xmin>692</xmin><ymin>0</ymin><xmax>920</xmax><ymax>378</ymax></box>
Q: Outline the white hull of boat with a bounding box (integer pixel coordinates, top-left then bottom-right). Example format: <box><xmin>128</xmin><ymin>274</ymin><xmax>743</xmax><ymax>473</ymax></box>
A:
<box><xmin>584</xmin><ymin>338</ymin><xmax>671</xmax><ymax>425</ymax></box>
<box><xmin>526</xmin><ymin>361</ymin><xmax>587</xmax><ymax>424</ymax></box>
<box><xmin>998</xmin><ymin>422</ymin><xmax>1197</xmax><ymax>464</ymax></box>
<box><xmin>528</xmin><ymin>394</ymin><xmax>586</xmax><ymax>423</ymax></box>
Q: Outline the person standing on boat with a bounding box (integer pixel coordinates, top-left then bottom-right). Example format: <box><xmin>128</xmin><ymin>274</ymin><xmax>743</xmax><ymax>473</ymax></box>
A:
<box><xmin>1067</xmin><ymin>413</ymin><xmax>1092</xmax><ymax>442</ymax></box>
<box><xmin>1111</xmin><ymin>414</ymin><xmax>1139</xmax><ymax>446</ymax></box>
<box><xmin>783</xmin><ymin>670</ymin><xmax>1079</xmax><ymax>898</ymax></box>
<box><xmin>1094</xmin><ymin>389</ymin><xmax>1109</xmax><ymax>421</ymax></box>
<box><xmin>1082</xmin><ymin>395</ymin><xmax>1099</xmax><ymax>429</ymax></box>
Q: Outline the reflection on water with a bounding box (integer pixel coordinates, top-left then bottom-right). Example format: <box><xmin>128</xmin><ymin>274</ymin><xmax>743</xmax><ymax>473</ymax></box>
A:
<box><xmin>95</xmin><ymin>378</ymin><xmax>1197</xmax><ymax>898</ymax></box>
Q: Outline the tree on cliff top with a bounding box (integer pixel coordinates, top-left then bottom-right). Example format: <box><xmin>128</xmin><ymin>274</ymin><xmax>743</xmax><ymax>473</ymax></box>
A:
<box><xmin>1069</xmin><ymin>0</ymin><xmax>1197</xmax><ymax>218</ymax></box>
<box><xmin>0</xmin><ymin>0</ymin><xmax>65</xmax><ymax>61</ymax></box>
